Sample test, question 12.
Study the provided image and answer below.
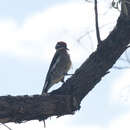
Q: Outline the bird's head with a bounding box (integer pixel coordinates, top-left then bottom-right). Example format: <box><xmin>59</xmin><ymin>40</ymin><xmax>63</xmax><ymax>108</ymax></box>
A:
<box><xmin>55</xmin><ymin>41</ymin><xmax>69</xmax><ymax>50</ymax></box>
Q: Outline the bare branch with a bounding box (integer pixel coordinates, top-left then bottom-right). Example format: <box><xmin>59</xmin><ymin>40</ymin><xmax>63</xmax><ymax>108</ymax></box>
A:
<box><xmin>0</xmin><ymin>14</ymin><xmax>130</xmax><ymax>124</ymax></box>
<box><xmin>0</xmin><ymin>0</ymin><xmax>130</xmax><ymax>125</ymax></box>
<box><xmin>125</xmin><ymin>50</ymin><xmax>130</xmax><ymax>63</ymax></box>
<box><xmin>0</xmin><ymin>123</ymin><xmax>12</xmax><ymax>130</ymax></box>
<box><xmin>94</xmin><ymin>0</ymin><xmax>101</xmax><ymax>45</ymax></box>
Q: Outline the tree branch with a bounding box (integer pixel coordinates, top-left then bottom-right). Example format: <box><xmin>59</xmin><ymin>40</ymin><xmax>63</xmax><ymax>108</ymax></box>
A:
<box><xmin>0</xmin><ymin>1</ymin><xmax>130</xmax><ymax>124</ymax></box>
<box><xmin>0</xmin><ymin>123</ymin><xmax>12</xmax><ymax>130</ymax></box>
<box><xmin>0</xmin><ymin>95</ymin><xmax>77</xmax><ymax>123</ymax></box>
<box><xmin>94</xmin><ymin>0</ymin><xmax>101</xmax><ymax>44</ymax></box>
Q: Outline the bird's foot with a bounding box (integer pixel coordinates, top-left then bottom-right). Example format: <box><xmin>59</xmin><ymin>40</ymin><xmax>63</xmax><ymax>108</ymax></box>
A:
<box><xmin>61</xmin><ymin>78</ymin><xmax>65</xmax><ymax>83</ymax></box>
<box><xmin>42</xmin><ymin>92</ymin><xmax>50</xmax><ymax>96</ymax></box>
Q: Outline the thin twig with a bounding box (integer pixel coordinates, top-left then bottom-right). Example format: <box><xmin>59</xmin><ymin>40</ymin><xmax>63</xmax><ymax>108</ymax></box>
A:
<box><xmin>43</xmin><ymin>120</ymin><xmax>46</xmax><ymax>128</ymax></box>
<box><xmin>113</xmin><ymin>66</ymin><xmax>130</xmax><ymax>70</ymax></box>
<box><xmin>125</xmin><ymin>50</ymin><xmax>130</xmax><ymax>63</ymax></box>
<box><xmin>0</xmin><ymin>123</ymin><xmax>13</xmax><ymax>130</ymax></box>
<box><xmin>94</xmin><ymin>0</ymin><xmax>101</xmax><ymax>45</ymax></box>
<box><xmin>119</xmin><ymin>57</ymin><xmax>129</xmax><ymax>62</ymax></box>
<box><xmin>77</xmin><ymin>22</ymin><xmax>113</xmax><ymax>43</ymax></box>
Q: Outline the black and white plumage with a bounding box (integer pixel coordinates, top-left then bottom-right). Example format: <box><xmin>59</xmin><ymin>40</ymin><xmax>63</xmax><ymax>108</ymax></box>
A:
<box><xmin>42</xmin><ymin>41</ymin><xmax>72</xmax><ymax>94</ymax></box>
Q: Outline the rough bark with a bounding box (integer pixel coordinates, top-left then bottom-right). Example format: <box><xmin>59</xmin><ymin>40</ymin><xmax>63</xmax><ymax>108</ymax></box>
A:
<box><xmin>0</xmin><ymin>95</ymin><xmax>74</xmax><ymax>123</ymax></box>
<box><xmin>0</xmin><ymin>1</ymin><xmax>130</xmax><ymax>123</ymax></box>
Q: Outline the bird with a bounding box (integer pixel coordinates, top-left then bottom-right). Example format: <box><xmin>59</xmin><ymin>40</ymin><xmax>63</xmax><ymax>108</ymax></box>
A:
<box><xmin>42</xmin><ymin>41</ymin><xmax>72</xmax><ymax>94</ymax></box>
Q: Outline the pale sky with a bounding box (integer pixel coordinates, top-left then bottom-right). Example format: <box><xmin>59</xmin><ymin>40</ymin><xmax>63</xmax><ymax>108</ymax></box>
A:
<box><xmin>0</xmin><ymin>0</ymin><xmax>130</xmax><ymax>130</ymax></box>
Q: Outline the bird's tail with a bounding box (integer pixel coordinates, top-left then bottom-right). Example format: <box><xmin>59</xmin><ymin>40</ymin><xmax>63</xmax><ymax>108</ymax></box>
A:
<box><xmin>41</xmin><ymin>81</ymin><xmax>51</xmax><ymax>95</ymax></box>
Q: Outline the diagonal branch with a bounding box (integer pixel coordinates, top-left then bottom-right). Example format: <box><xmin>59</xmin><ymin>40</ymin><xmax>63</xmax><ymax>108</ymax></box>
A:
<box><xmin>0</xmin><ymin>1</ymin><xmax>130</xmax><ymax>124</ymax></box>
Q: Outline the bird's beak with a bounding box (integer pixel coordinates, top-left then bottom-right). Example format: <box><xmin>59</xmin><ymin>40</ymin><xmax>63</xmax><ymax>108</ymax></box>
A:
<box><xmin>66</xmin><ymin>48</ymin><xmax>69</xmax><ymax>50</ymax></box>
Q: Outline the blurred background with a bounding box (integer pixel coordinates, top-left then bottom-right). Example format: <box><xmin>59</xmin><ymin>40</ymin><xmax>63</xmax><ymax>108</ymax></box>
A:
<box><xmin>0</xmin><ymin>0</ymin><xmax>130</xmax><ymax>130</ymax></box>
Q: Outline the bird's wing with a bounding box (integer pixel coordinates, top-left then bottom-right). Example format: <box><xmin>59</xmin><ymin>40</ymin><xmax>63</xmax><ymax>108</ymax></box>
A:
<box><xmin>48</xmin><ymin>51</ymin><xmax>60</xmax><ymax>73</ymax></box>
<box><xmin>44</xmin><ymin>51</ymin><xmax>59</xmax><ymax>83</ymax></box>
<box><xmin>42</xmin><ymin>51</ymin><xmax>60</xmax><ymax>93</ymax></box>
